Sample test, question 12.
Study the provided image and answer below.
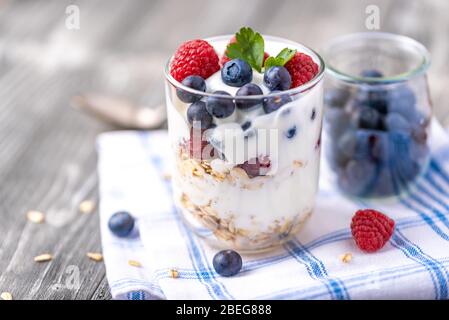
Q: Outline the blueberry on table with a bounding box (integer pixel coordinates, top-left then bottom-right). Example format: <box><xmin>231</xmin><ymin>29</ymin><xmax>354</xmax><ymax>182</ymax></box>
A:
<box><xmin>108</xmin><ymin>211</ymin><xmax>135</xmax><ymax>237</ymax></box>
<box><xmin>263</xmin><ymin>91</ymin><xmax>292</xmax><ymax>114</ymax></box>
<box><xmin>221</xmin><ymin>59</ymin><xmax>253</xmax><ymax>87</ymax></box>
<box><xmin>360</xmin><ymin>69</ymin><xmax>384</xmax><ymax>78</ymax></box>
<box><xmin>187</xmin><ymin>101</ymin><xmax>213</xmax><ymax>129</ymax></box>
<box><xmin>235</xmin><ymin>83</ymin><xmax>263</xmax><ymax>110</ymax></box>
<box><xmin>176</xmin><ymin>75</ymin><xmax>206</xmax><ymax>103</ymax></box>
<box><xmin>324</xmin><ymin>88</ymin><xmax>350</xmax><ymax>109</ymax></box>
<box><xmin>263</xmin><ymin>66</ymin><xmax>292</xmax><ymax>91</ymax></box>
<box><xmin>213</xmin><ymin>250</ymin><xmax>242</xmax><ymax>277</ymax></box>
<box><xmin>206</xmin><ymin>91</ymin><xmax>235</xmax><ymax>118</ymax></box>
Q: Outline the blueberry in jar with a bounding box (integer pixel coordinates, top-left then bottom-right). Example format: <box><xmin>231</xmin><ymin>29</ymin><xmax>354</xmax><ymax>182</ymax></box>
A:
<box><xmin>263</xmin><ymin>91</ymin><xmax>292</xmax><ymax>114</ymax></box>
<box><xmin>221</xmin><ymin>59</ymin><xmax>253</xmax><ymax>87</ymax></box>
<box><xmin>338</xmin><ymin>159</ymin><xmax>377</xmax><ymax>196</ymax></box>
<box><xmin>355</xmin><ymin>106</ymin><xmax>383</xmax><ymax>130</ymax></box>
<box><xmin>108</xmin><ymin>211</ymin><xmax>135</xmax><ymax>237</ymax></box>
<box><xmin>187</xmin><ymin>101</ymin><xmax>213</xmax><ymax>129</ymax></box>
<box><xmin>235</xmin><ymin>83</ymin><xmax>263</xmax><ymax>110</ymax></box>
<box><xmin>385</xmin><ymin>112</ymin><xmax>411</xmax><ymax>133</ymax></box>
<box><xmin>213</xmin><ymin>250</ymin><xmax>242</xmax><ymax>277</ymax></box>
<box><xmin>206</xmin><ymin>91</ymin><xmax>235</xmax><ymax>118</ymax></box>
<box><xmin>354</xmin><ymin>86</ymin><xmax>389</xmax><ymax>115</ymax></box>
<box><xmin>387</xmin><ymin>84</ymin><xmax>417</xmax><ymax>118</ymax></box>
<box><xmin>360</xmin><ymin>69</ymin><xmax>384</xmax><ymax>78</ymax></box>
<box><xmin>324</xmin><ymin>88</ymin><xmax>350</xmax><ymax>109</ymax></box>
<box><xmin>176</xmin><ymin>75</ymin><xmax>206</xmax><ymax>103</ymax></box>
<box><xmin>263</xmin><ymin>66</ymin><xmax>292</xmax><ymax>91</ymax></box>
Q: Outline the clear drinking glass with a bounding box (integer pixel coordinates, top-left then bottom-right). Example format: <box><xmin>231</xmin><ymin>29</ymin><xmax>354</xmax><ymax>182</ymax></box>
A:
<box><xmin>322</xmin><ymin>32</ymin><xmax>432</xmax><ymax>199</ymax></box>
<box><xmin>164</xmin><ymin>35</ymin><xmax>325</xmax><ymax>252</ymax></box>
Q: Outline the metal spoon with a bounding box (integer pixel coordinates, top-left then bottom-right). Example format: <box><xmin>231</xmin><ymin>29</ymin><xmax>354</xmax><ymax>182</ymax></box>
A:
<box><xmin>71</xmin><ymin>94</ymin><xmax>167</xmax><ymax>130</ymax></box>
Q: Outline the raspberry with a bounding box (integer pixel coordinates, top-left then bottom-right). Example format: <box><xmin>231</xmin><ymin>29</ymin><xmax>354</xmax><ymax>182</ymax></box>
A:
<box><xmin>220</xmin><ymin>36</ymin><xmax>270</xmax><ymax>66</ymax></box>
<box><xmin>170</xmin><ymin>40</ymin><xmax>220</xmax><ymax>82</ymax></box>
<box><xmin>284</xmin><ymin>52</ymin><xmax>319</xmax><ymax>88</ymax></box>
<box><xmin>238</xmin><ymin>156</ymin><xmax>271</xmax><ymax>178</ymax></box>
<box><xmin>351</xmin><ymin>209</ymin><xmax>395</xmax><ymax>253</ymax></box>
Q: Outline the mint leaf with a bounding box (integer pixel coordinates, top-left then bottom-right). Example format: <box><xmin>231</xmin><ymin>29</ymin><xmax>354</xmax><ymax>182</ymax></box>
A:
<box><xmin>225</xmin><ymin>27</ymin><xmax>264</xmax><ymax>72</ymax></box>
<box><xmin>264</xmin><ymin>48</ymin><xmax>297</xmax><ymax>69</ymax></box>
<box><xmin>264</xmin><ymin>57</ymin><xmax>284</xmax><ymax>69</ymax></box>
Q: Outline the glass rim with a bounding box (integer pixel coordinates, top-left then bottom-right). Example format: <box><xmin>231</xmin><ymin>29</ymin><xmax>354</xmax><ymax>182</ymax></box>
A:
<box><xmin>321</xmin><ymin>32</ymin><xmax>431</xmax><ymax>84</ymax></box>
<box><xmin>164</xmin><ymin>34</ymin><xmax>325</xmax><ymax>100</ymax></box>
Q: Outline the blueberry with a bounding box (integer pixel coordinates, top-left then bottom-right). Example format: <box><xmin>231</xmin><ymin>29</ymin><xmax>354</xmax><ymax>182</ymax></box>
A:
<box><xmin>206</xmin><ymin>91</ymin><xmax>235</xmax><ymax>118</ymax></box>
<box><xmin>108</xmin><ymin>211</ymin><xmax>135</xmax><ymax>237</ymax></box>
<box><xmin>176</xmin><ymin>75</ymin><xmax>206</xmax><ymax>103</ymax></box>
<box><xmin>356</xmin><ymin>106</ymin><xmax>382</xmax><ymax>130</ymax></box>
<box><xmin>241</xmin><ymin>121</ymin><xmax>251</xmax><ymax>131</ymax></box>
<box><xmin>324</xmin><ymin>108</ymin><xmax>351</xmax><ymax>138</ymax></box>
<box><xmin>387</xmin><ymin>85</ymin><xmax>416</xmax><ymax>117</ymax></box>
<box><xmin>337</xmin><ymin>130</ymin><xmax>357</xmax><ymax>158</ymax></box>
<box><xmin>187</xmin><ymin>101</ymin><xmax>213</xmax><ymax>129</ymax></box>
<box><xmin>354</xmin><ymin>129</ymin><xmax>381</xmax><ymax>160</ymax></box>
<box><xmin>311</xmin><ymin>108</ymin><xmax>316</xmax><ymax>121</ymax></box>
<box><xmin>354</xmin><ymin>87</ymin><xmax>389</xmax><ymax>114</ymax></box>
<box><xmin>338</xmin><ymin>159</ymin><xmax>377</xmax><ymax>196</ymax></box>
<box><xmin>371</xmin><ymin>165</ymin><xmax>396</xmax><ymax>197</ymax></box>
<box><xmin>285</xmin><ymin>125</ymin><xmax>297</xmax><ymax>139</ymax></box>
<box><xmin>324</xmin><ymin>88</ymin><xmax>350</xmax><ymax>109</ymax></box>
<box><xmin>263</xmin><ymin>91</ymin><xmax>292</xmax><ymax>114</ymax></box>
<box><xmin>221</xmin><ymin>59</ymin><xmax>253</xmax><ymax>87</ymax></box>
<box><xmin>409</xmin><ymin>112</ymin><xmax>429</xmax><ymax>143</ymax></box>
<box><xmin>385</xmin><ymin>112</ymin><xmax>411</xmax><ymax>133</ymax></box>
<box><xmin>213</xmin><ymin>250</ymin><xmax>242</xmax><ymax>277</ymax></box>
<box><xmin>360</xmin><ymin>69</ymin><xmax>384</xmax><ymax>78</ymax></box>
<box><xmin>235</xmin><ymin>83</ymin><xmax>263</xmax><ymax>110</ymax></box>
<box><xmin>263</xmin><ymin>66</ymin><xmax>292</xmax><ymax>91</ymax></box>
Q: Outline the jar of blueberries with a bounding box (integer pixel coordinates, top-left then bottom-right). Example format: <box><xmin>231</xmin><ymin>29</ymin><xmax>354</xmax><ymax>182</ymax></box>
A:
<box><xmin>322</xmin><ymin>32</ymin><xmax>432</xmax><ymax>198</ymax></box>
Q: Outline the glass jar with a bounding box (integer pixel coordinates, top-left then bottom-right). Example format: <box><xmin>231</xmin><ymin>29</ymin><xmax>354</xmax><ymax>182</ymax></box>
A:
<box><xmin>322</xmin><ymin>32</ymin><xmax>432</xmax><ymax>199</ymax></box>
<box><xmin>164</xmin><ymin>35</ymin><xmax>325</xmax><ymax>252</ymax></box>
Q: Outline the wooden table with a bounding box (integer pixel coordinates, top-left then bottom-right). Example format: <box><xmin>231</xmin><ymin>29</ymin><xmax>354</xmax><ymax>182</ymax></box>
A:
<box><xmin>0</xmin><ymin>0</ymin><xmax>448</xmax><ymax>300</ymax></box>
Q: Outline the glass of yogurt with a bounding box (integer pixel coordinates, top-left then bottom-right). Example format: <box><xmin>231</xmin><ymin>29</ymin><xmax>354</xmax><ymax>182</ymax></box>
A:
<box><xmin>164</xmin><ymin>30</ymin><xmax>325</xmax><ymax>252</ymax></box>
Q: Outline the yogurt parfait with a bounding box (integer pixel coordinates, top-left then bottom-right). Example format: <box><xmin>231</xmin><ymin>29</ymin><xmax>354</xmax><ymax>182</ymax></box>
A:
<box><xmin>164</xmin><ymin>27</ymin><xmax>324</xmax><ymax>251</ymax></box>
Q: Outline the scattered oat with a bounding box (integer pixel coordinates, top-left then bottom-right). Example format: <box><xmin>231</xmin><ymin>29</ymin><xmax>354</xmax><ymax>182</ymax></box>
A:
<box><xmin>340</xmin><ymin>252</ymin><xmax>352</xmax><ymax>263</ymax></box>
<box><xmin>1</xmin><ymin>292</ymin><xmax>12</xmax><ymax>300</ymax></box>
<box><xmin>79</xmin><ymin>200</ymin><xmax>96</xmax><ymax>214</ymax></box>
<box><xmin>34</xmin><ymin>253</ymin><xmax>53</xmax><ymax>263</ymax></box>
<box><xmin>128</xmin><ymin>260</ymin><xmax>142</xmax><ymax>268</ymax></box>
<box><xmin>293</xmin><ymin>160</ymin><xmax>304</xmax><ymax>168</ymax></box>
<box><xmin>86</xmin><ymin>252</ymin><xmax>103</xmax><ymax>262</ymax></box>
<box><xmin>169</xmin><ymin>268</ymin><xmax>179</xmax><ymax>278</ymax></box>
<box><xmin>27</xmin><ymin>210</ymin><xmax>45</xmax><ymax>224</ymax></box>
<box><xmin>162</xmin><ymin>172</ymin><xmax>172</xmax><ymax>180</ymax></box>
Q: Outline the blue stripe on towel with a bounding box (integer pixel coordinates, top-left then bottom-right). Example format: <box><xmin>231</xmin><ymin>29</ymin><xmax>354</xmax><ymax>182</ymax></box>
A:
<box><xmin>139</xmin><ymin>132</ymin><xmax>233</xmax><ymax>300</ymax></box>
<box><xmin>285</xmin><ymin>240</ymin><xmax>350</xmax><ymax>299</ymax></box>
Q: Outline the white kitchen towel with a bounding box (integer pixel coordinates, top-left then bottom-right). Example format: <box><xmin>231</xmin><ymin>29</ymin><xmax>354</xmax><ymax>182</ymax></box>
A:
<box><xmin>97</xmin><ymin>121</ymin><xmax>449</xmax><ymax>300</ymax></box>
